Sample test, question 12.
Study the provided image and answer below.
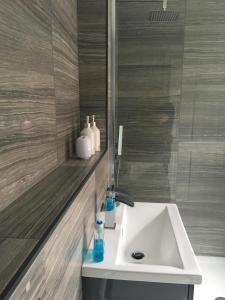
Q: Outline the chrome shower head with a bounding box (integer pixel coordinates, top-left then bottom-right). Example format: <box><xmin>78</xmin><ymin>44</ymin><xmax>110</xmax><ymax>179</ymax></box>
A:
<box><xmin>149</xmin><ymin>10</ymin><xmax>179</xmax><ymax>23</ymax></box>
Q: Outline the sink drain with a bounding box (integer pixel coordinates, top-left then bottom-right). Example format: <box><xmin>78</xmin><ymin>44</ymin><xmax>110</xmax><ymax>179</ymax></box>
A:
<box><xmin>131</xmin><ymin>251</ymin><xmax>145</xmax><ymax>260</ymax></box>
<box><xmin>215</xmin><ymin>298</ymin><xmax>225</xmax><ymax>300</ymax></box>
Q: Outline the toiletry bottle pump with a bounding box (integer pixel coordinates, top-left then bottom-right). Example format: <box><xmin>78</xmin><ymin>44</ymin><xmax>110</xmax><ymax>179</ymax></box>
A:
<box><xmin>94</xmin><ymin>220</ymin><xmax>104</xmax><ymax>262</ymax></box>
<box><xmin>91</xmin><ymin>115</ymin><xmax>101</xmax><ymax>152</ymax></box>
<box><xmin>80</xmin><ymin>116</ymin><xmax>95</xmax><ymax>155</ymax></box>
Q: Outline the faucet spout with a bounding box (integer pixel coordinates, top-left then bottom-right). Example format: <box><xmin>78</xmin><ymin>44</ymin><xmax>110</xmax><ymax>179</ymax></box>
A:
<box><xmin>115</xmin><ymin>191</ymin><xmax>135</xmax><ymax>207</ymax></box>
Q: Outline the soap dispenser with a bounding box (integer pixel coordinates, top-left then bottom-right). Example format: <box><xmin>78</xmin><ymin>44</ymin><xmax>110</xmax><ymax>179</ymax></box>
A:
<box><xmin>93</xmin><ymin>219</ymin><xmax>104</xmax><ymax>262</ymax></box>
<box><xmin>104</xmin><ymin>188</ymin><xmax>116</xmax><ymax>229</ymax></box>
<box><xmin>80</xmin><ymin>116</ymin><xmax>95</xmax><ymax>155</ymax></box>
<box><xmin>91</xmin><ymin>115</ymin><xmax>101</xmax><ymax>152</ymax></box>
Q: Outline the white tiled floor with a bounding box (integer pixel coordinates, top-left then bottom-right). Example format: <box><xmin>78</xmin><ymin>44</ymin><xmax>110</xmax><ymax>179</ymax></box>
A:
<box><xmin>194</xmin><ymin>256</ymin><xmax>225</xmax><ymax>300</ymax></box>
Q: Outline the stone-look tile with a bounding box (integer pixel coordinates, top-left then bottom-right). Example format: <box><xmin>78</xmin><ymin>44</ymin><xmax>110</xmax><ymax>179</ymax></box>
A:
<box><xmin>117</xmin><ymin>0</ymin><xmax>225</xmax><ymax>256</ymax></box>
<box><xmin>0</xmin><ymin>0</ymin><xmax>109</xmax><ymax>297</ymax></box>
<box><xmin>180</xmin><ymin>0</ymin><xmax>225</xmax><ymax>140</ymax></box>
<box><xmin>185</xmin><ymin>0</ymin><xmax>225</xmax><ymax>25</ymax></box>
<box><xmin>0</xmin><ymin>153</ymin><xmax>103</xmax><ymax>239</ymax></box>
<box><xmin>117</xmin><ymin>0</ymin><xmax>184</xmax><ymax>205</ymax></box>
<box><xmin>0</xmin><ymin>238</ymin><xmax>38</xmax><ymax>296</ymax></box>
<box><xmin>9</xmin><ymin>172</ymin><xmax>97</xmax><ymax>300</ymax></box>
<box><xmin>78</xmin><ymin>0</ymin><xmax>107</xmax><ymax>149</ymax></box>
<box><xmin>0</xmin><ymin>150</ymin><xmax>111</xmax><ymax>298</ymax></box>
<box><xmin>9</xmin><ymin>250</ymin><xmax>47</xmax><ymax>300</ymax></box>
<box><xmin>186</xmin><ymin>228</ymin><xmax>225</xmax><ymax>257</ymax></box>
<box><xmin>178</xmin><ymin>202</ymin><xmax>225</xmax><ymax>256</ymax></box>
<box><xmin>52</xmin><ymin>0</ymin><xmax>80</xmax><ymax>163</ymax></box>
<box><xmin>119</xmin><ymin>160</ymin><xmax>172</xmax><ymax>203</ymax></box>
<box><xmin>0</xmin><ymin>0</ymin><xmax>58</xmax><ymax>212</ymax></box>
<box><xmin>175</xmin><ymin>147</ymin><xmax>225</xmax><ymax>255</ymax></box>
<box><xmin>42</xmin><ymin>174</ymin><xmax>95</xmax><ymax>300</ymax></box>
<box><xmin>177</xmin><ymin>0</ymin><xmax>225</xmax><ymax>255</ymax></box>
<box><xmin>176</xmin><ymin>146</ymin><xmax>225</xmax><ymax>203</ymax></box>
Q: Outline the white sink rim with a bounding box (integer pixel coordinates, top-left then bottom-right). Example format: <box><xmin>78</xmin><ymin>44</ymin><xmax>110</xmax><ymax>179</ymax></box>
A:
<box><xmin>82</xmin><ymin>202</ymin><xmax>202</xmax><ymax>285</ymax></box>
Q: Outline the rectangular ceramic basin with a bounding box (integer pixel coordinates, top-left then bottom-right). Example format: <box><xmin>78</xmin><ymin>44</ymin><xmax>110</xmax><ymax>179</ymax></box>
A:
<box><xmin>116</xmin><ymin>203</ymin><xmax>183</xmax><ymax>268</ymax></box>
<box><xmin>82</xmin><ymin>202</ymin><xmax>202</xmax><ymax>285</ymax></box>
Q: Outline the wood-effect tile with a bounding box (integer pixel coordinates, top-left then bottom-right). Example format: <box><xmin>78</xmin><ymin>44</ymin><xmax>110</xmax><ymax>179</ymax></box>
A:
<box><xmin>0</xmin><ymin>0</ymin><xmax>58</xmax><ymax>212</ymax></box>
<box><xmin>178</xmin><ymin>202</ymin><xmax>225</xmax><ymax>256</ymax></box>
<box><xmin>177</xmin><ymin>0</ymin><xmax>225</xmax><ymax>254</ymax></box>
<box><xmin>41</xmin><ymin>174</ymin><xmax>95</xmax><ymax>300</ymax></box>
<box><xmin>52</xmin><ymin>0</ymin><xmax>80</xmax><ymax>162</ymax></box>
<box><xmin>78</xmin><ymin>0</ymin><xmax>107</xmax><ymax>149</ymax></box>
<box><xmin>0</xmin><ymin>152</ymin><xmax>103</xmax><ymax>240</ymax></box>
<box><xmin>0</xmin><ymin>0</ymin><xmax>109</xmax><ymax>297</ymax></box>
<box><xmin>0</xmin><ymin>238</ymin><xmax>38</xmax><ymax>296</ymax></box>
<box><xmin>117</xmin><ymin>0</ymin><xmax>225</xmax><ymax>256</ymax></box>
<box><xmin>8</xmin><ymin>161</ymin><xmax>109</xmax><ymax>300</ymax></box>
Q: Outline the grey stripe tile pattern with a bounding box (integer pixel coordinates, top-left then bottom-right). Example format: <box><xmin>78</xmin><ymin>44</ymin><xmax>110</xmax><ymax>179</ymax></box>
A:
<box><xmin>0</xmin><ymin>0</ymin><xmax>110</xmax><ymax>296</ymax></box>
<box><xmin>0</xmin><ymin>0</ymin><xmax>81</xmax><ymax>212</ymax></box>
<box><xmin>176</xmin><ymin>0</ymin><xmax>225</xmax><ymax>256</ymax></box>
<box><xmin>0</xmin><ymin>238</ymin><xmax>38</xmax><ymax>295</ymax></box>
<box><xmin>52</xmin><ymin>0</ymin><xmax>80</xmax><ymax>164</ymax></box>
<box><xmin>117</xmin><ymin>0</ymin><xmax>185</xmax><ymax>202</ymax></box>
<box><xmin>0</xmin><ymin>0</ymin><xmax>109</xmax><ymax>296</ymax></box>
<box><xmin>178</xmin><ymin>202</ymin><xmax>225</xmax><ymax>256</ymax></box>
<box><xmin>0</xmin><ymin>0</ymin><xmax>58</xmax><ymax>212</ymax></box>
<box><xmin>0</xmin><ymin>152</ymin><xmax>103</xmax><ymax>240</ymax></box>
<box><xmin>117</xmin><ymin>0</ymin><xmax>225</xmax><ymax>256</ymax></box>
<box><xmin>9</xmin><ymin>152</ymin><xmax>110</xmax><ymax>300</ymax></box>
<box><xmin>8</xmin><ymin>249</ymin><xmax>47</xmax><ymax>300</ymax></box>
<box><xmin>78</xmin><ymin>0</ymin><xmax>107</xmax><ymax>149</ymax></box>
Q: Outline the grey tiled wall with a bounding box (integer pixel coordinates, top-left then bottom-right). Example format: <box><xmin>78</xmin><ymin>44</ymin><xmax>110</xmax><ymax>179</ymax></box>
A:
<box><xmin>78</xmin><ymin>0</ymin><xmax>107</xmax><ymax>149</ymax></box>
<box><xmin>117</xmin><ymin>0</ymin><xmax>225</xmax><ymax>256</ymax></box>
<box><xmin>0</xmin><ymin>0</ymin><xmax>79</xmax><ymax>212</ymax></box>
<box><xmin>0</xmin><ymin>0</ymin><xmax>110</xmax><ymax>297</ymax></box>
<box><xmin>177</xmin><ymin>0</ymin><xmax>225</xmax><ymax>256</ymax></box>
<box><xmin>9</xmin><ymin>152</ymin><xmax>111</xmax><ymax>300</ymax></box>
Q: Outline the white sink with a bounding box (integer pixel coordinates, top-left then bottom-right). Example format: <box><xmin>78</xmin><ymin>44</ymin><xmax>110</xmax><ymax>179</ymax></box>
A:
<box><xmin>82</xmin><ymin>202</ymin><xmax>202</xmax><ymax>285</ymax></box>
<box><xmin>117</xmin><ymin>203</ymin><xmax>183</xmax><ymax>268</ymax></box>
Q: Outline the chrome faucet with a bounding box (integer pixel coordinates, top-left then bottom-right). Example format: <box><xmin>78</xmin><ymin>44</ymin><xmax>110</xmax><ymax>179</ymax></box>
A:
<box><xmin>103</xmin><ymin>186</ymin><xmax>134</xmax><ymax>229</ymax></box>
<box><xmin>112</xmin><ymin>185</ymin><xmax>134</xmax><ymax>207</ymax></box>
<box><xmin>115</xmin><ymin>191</ymin><xmax>134</xmax><ymax>207</ymax></box>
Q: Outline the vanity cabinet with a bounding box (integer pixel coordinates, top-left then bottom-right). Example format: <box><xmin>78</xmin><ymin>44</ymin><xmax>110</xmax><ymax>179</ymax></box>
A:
<box><xmin>83</xmin><ymin>277</ymin><xmax>194</xmax><ymax>300</ymax></box>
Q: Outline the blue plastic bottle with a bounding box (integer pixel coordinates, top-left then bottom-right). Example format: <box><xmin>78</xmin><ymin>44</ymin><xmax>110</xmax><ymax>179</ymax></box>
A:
<box><xmin>105</xmin><ymin>188</ymin><xmax>115</xmax><ymax>211</ymax></box>
<box><xmin>94</xmin><ymin>220</ymin><xmax>104</xmax><ymax>262</ymax></box>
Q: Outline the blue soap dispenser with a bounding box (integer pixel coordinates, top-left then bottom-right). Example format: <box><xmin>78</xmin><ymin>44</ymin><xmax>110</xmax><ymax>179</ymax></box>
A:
<box><xmin>105</xmin><ymin>188</ymin><xmax>114</xmax><ymax>211</ymax></box>
<box><xmin>94</xmin><ymin>219</ymin><xmax>104</xmax><ymax>262</ymax></box>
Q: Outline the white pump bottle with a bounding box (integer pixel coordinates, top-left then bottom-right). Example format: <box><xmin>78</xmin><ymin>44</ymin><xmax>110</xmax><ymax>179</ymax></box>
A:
<box><xmin>91</xmin><ymin>115</ymin><xmax>101</xmax><ymax>152</ymax></box>
<box><xmin>80</xmin><ymin>116</ymin><xmax>95</xmax><ymax>155</ymax></box>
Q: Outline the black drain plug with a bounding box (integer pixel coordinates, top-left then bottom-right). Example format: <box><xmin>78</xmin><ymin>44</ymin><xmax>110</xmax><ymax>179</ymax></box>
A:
<box><xmin>131</xmin><ymin>251</ymin><xmax>145</xmax><ymax>260</ymax></box>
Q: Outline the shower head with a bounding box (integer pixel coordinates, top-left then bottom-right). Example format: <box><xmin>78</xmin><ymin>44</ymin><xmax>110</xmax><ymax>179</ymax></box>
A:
<box><xmin>149</xmin><ymin>10</ymin><xmax>179</xmax><ymax>23</ymax></box>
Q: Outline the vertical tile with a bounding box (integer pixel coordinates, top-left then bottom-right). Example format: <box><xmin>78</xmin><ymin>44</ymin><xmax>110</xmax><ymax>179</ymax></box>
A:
<box><xmin>0</xmin><ymin>0</ymin><xmax>58</xmax><ymax>212</ymax></box>
<box><xmin>117</xmin><ymin>0</ymin><xmax>225</xmax><ymax>256</ymax></box>
<box><xmin>0</xmin><ymin>238</ymin><xmax>38</xmax><ymax>296</ymax></box>
<box><xmin>8</xmin><ymin>173</ymin><xmax>96</xmax><ymax>300</ymax></box>
<box><xmin>9</xmin><ymin>251</ymin><xmax>46</xmax><ymax>300</ymax></box>
<box><xmin>117</xmin><ymin>0</ymin><xmax>185</xmax><ymax>205</ymax></box>
<box><xmin>51</xmin><ymin>0</ymin><xmax>80</xmax><ymax>163</ymax></box>
<box><xmin>78</xmin><ymin>0</ymin><xmax>107</xmax><ymax>149</ymax></box>
<box><xmin>178</xmin><ymin>0</ymin><xmax>225</xmax><ymax>254</ymax></box>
